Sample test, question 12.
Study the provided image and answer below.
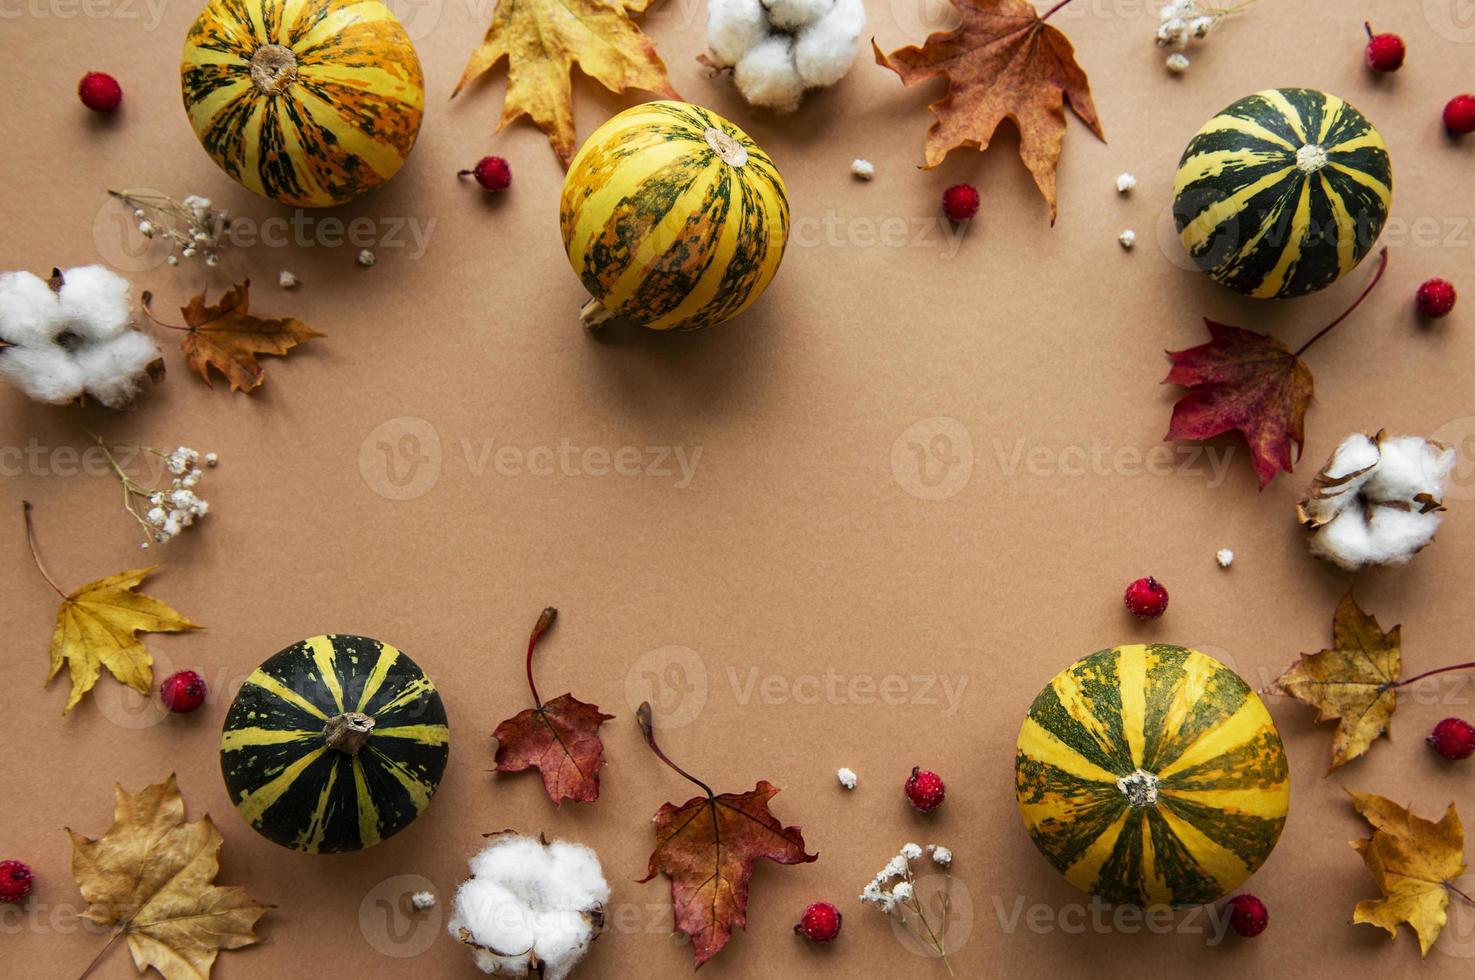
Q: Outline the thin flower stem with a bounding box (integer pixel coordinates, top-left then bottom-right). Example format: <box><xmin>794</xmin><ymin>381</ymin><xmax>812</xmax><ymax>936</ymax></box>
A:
<box><xmin>86</xmin><ymin>433</ymin><xmax>158</xmax><ymax>544</ymax></box>
<box><xmin>1391</xmin><ymin>662</ymin><xmax>1475</xmax><ymax>690</ymax></box>
<box><xmin>524</xmin><ymin>607</ymin><xmax>556</xmax><ymax>709</ymax></box>
<box><xmin>636</xmin><ymin>702</ymin><xmax>715</xmax><ymax>798</ymax></box>
<box><xmin>1294</xmin><ymin>247</ymin><xmax>1389</xmax><ymax>358</ymax></box>
<box><xmin>22</xmin><ymin>501</ymin><xmax>66</xmax><ymax>598</ymax></box>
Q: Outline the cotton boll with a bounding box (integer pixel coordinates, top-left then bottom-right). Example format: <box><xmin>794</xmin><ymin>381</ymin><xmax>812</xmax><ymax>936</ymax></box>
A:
<box><xmin>0</xmin><ymin>345</ymin><xmax>87</xmax><ymax>404</ymax></box>
<box><xmin>1364</xmin><ymin>435</ymin><xmax>1455</xmax><ymax>504</ymax></box>
<box><xmin>1309</xmin><ymin>507</ymin><xmax>1442</xmax><ymax>571</ymax></box>
<box><xmin>1297</xmin><ymin>431</ymin><xmax>1380</xmax><ymax>527</ymax></box>
<box><xmin>73</xmin><ymin>331</ymin><xmax>162</xmax><ymax>409</ymax></box>
<box><xmin>56</xmin><ymin>265</ymin><xmax>132</xmax><ymax>339</ymax></box>
<box><xmin>763</xmin><ymin>0</ymin><xmax>832</xmax><ymax>32</ymax></box>
<box><xmin>450</xmin><ymin>833</ymin><xmax>609</xmax><ymax>980</ymax></box>
<box><xmin>0</xmin><ymin>271</ymin><xmax>63</xmax><ymax>346</ymax></box>
<box><xmin>707</xmin><ymin>0</ymin><xmax>770</xmax><ymax>67</ymax></box>
<box><xmin>735</xmin><ymin>34</ymin><xmax>804</xmax><ymax>113</ymax></box>
<box><xmin>793</xmin><ymin>0</ymin><xmax>865</xmax><ymax>87</ymax></box>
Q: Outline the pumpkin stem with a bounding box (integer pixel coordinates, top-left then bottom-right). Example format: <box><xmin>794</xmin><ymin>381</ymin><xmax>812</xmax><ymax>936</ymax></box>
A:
<box><xmin>249</xmin><ymin>44</ymin><xmax>298</xmax><ymax>96</ymax></box>
<box><xmin>580</xmin><ymin>297</ymin><xmax>617</xmax><ymax>331</ymax></box>
<box><xmin>1116</xmin><ymin>769</ymin><xmax>1160</xmax><ymax>808</ymax></box>
<box><xmin>703</xmin><ymin>127</ymin><xmax>748</xmax><ymax>168</ymax></box>
<box><xmin>324</xmin><ymin>711</ymin><xmax>375</xmax><ymax>755</ymax></box>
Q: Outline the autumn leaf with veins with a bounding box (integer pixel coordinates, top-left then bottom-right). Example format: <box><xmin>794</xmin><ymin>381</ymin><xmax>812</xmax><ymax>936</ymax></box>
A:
<box><xmin>492</xmin><ymin>608</ymin><xmax>614</xmax><ymax>805</ymax></box>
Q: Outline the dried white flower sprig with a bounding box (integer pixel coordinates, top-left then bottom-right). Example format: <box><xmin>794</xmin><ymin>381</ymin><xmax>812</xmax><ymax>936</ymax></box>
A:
<box><xmin>90</xmin><ymin>435</ymin><xmax>217</xmax><ymax>548</ymax></box>
<box><xmin>0</xmin><ymin>266</ymin><xmax>161</xmax><ymax>409</ymax></box>
<box><xmin>1155</xmin><ymin>1</ymin><xmax>1257</xmax><ymax>73</ymax></box>
<box><xmin>108</xmin><ymin>189</ymin><xmax>230</xmax><ymax>268</ymax></box>
<box><xmin>860</xmin><ymin>841</ymin><xmax>956</xmax><ymax>973</ymax></box>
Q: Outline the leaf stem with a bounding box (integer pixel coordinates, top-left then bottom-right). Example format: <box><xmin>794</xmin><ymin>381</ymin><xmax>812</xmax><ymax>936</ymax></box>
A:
<box><xmin>1039</xmin><ymin>0</ymin><xmax>1077</xmax><ymax>20</ymax></box>
<box><xmin>22</xmin><ymin>501</ymin><xmax>66</xmax><ymax>599</ymax></box>
<box><xmin>138</xmin><ymin>292</ymin><xmax>190</xmax><ymax>332</ymax></box>
<box><xmin>76</xmin><ymin>928</ymin><xmax>124</xmax><ymax>980</ymax></box>
<box><xmin>525</xmin><ymin>607</ymin><xmax>556</xmax><ymax>709</ymax></box>
<box><xmin>636</xmin><ymin>702</ymin><xmax>714</xmax><ymax>799</ymax></box>
<box><xmin>1294</xmin><ymin>247</ymin><xmax>1389</xmax><ymax>358</ymax></box>
<box><xmin>1449</xmin><ymin>881</ymin><xmax>1475</xmax><ymax>907</ymax></box>
<box><xmin>1389</xmin><ymin>662</ymin><xmax>1475</xmax><ymax>690</ymax></box>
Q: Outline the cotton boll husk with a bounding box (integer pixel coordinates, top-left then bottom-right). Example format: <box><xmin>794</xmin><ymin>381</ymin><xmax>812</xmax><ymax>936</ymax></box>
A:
<box><xmin>1297</xmin><ymin>432</ymin><xmax>1380</xmax><ymax>527</ymax></box>
<box><xmin>707</xmin><ymin>0</ymin><xmax>770</xmax><ymax>67</ymax></box>
<box><xmin>1363</xmin><ymin>436</ymin><xmax>1455</xmax><ymax>504</ymax></box>
<box><xmin>793</xmin><ymin>0</ymin><xmax>865</xmax><ymax>87</ymax></box>
<box><xmin>764</xmin><ymin>0</ymin><xmax>832</xmax><ymax>31</ymax></box>
<box><xmin>0</xmin><ymin>345</ymin><xmax>86</xmax><ymax>404</ymax></box>
<box><xmin>735</xmin><ymin>34</ymin><xmax>804</xmax><ymax>112</ymax></box>
<box><xmin>73</xmin><ymin>332</ymin><xmax>161</xmax><ymax>409</ymax></box>
<box><xmin>0</xmin><ymin>271</ymin><xmax>62</xmax><ymax>346</ymax></box>
<box><xmin>56</xmin><ymin>265</ymin><xmax>132</xmax><ymax>339</ymax></box>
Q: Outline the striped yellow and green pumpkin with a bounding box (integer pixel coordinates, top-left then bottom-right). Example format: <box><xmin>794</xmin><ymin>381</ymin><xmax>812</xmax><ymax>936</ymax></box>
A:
<box><xmin>220</xmin><ymin>635</ymin><xmax>449</xmax><ymax>853</ymax></box>
<box><xmin>1174</xmin><ymin>88</ymin><xmax>1391</xmax><ymax>299</ymax></box>
<box><xmin>1015</xmin><ymin>645</ymin><xmax>1289</xmax><ymax>907</ymax></box>
<box><xmin>560</xmin><ymin>101</ymin><xmax>789</xmax><ymax>331</ymax></box>
<box><xmin>181</xmin><ymin>0</ymin><xmax>424</xmax><ymax>208</ymax></box>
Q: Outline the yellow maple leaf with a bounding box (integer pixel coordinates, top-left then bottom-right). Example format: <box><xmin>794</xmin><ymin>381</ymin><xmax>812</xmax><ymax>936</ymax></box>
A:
<box><xmin>1348</xmin><ymin>790</ymin><xmax>1469</xmax><ymax>957</ymax></box>
<box><xmin>69</xmin><ymin>775</ymin><xmax>271</xmax><ymax>979</ymax></box>
<box><xmin>46</xmin><ymin>566</ymin><xmax>203</xmax><ymax>713</ymax></box>
<box><xmin>1266</xmin><ymin>592</ymin><xmax>1401</xmax><ymax>770</ymax></box>
<box><xmin>452</xmin><ymin>0</ymin><xmax>681</xmax><ymax>166</ymax></box>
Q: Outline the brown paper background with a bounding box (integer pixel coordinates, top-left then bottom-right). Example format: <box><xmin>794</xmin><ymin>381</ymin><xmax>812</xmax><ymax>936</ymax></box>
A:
<box><xmin>4</xmin><ymin>0</ymin><xmax>1475</xmax><ymax>976</ymax></box>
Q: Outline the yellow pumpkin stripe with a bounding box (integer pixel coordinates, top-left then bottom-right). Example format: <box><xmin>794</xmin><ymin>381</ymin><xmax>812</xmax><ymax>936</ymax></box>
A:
<box><xmin>1180</xmin><ymin>166</ymin><xmax>1295</xmax><ymax>253</ymax></box>
<box><xmin>221</xmin><ymin>727</ymin><xmax>317</xmax><ymax>751</ymax></box>
<box><xmin>1118</xmin><ymin>647</ymin><xmax>1148</xmax><ymax>767</ymax></box>
<box><xmin>1156</xmin><ymin>807</ymin><xmax>1249</xmax><ymax>894</ymax></box>
<box><xmin>1252</xmin><ymin>180</ymin><xmax>1313</xmax><ymax>298</ymax></box>
<box><xmin>1262</xmin><ymin>89</ymin><xmax>1307</xmax><ymax>140</ymax></box>
<box><xmin>298</xmin><ymin>757</ymin><xmax>339</xmax><ymax>852</ymax></box>
<box><xmin>601</xmin><ymin>160</ymin><xmax>724</xmax><ymax>310</ymax></box>
<box><xmin>1316</xmin><ymin>93</ymin><xmax>1346</xmax><ymax>143</ymax></box>
<box><xmin>1016</xmin><ymin>717</ymin><xmax>1122</xmax><ymax>784</ymax></box>
<box><xmin>1323</xmin><ymin>175</ymin><xmax>1359</xmax><ymax>285</ymax></box>
<box><xmin>368</xmin><ymin>748</ymin><xmax>437</xmax><ymax>810</ymax></box>
<box><xmin>1157</xmin><ymin>696</ymin><xmax>1277</xmax><ymax>779</ymax></box>
<box><xmin>1164</xmin><ymin>785</ymin><xmax>1289</xmax><ymax>819</ymax></box>
<box><xmin>374</xmin><ymin>723</ymin><xmax>451</xmax><ymax>745</ymax></box>
<box><xmin>1202</xmin><ymin>113</ymin><xmax>1296</xmax><ymax>151</ymax></box>
<box><xmin>235</xmin><ymin>745</ymin><xmax>328</xmax><ymax>823</ymax></box>
<box><xmin>1062</xmin><ymin>809</ymin><xmax>1131</xmax><ymax>893</ymax></box>
<box><xmin>352</xmin><ymin>757</ymin><xmax>382</xmax><ymax>848</ymax></box>
<box><xmin>308</xmin><ymin>634</ymin><xmax>346</xmax><ymax>712</ymax></box>
<box><xmin>565</xmin><ymin>137</ymin><xmax>697</xmax><ymax>266</ymax></box>
<box><xmin>247</xmin><ymin>669</ymin><xmax>329</xmax><ymax>721</ymax></box>
<box><xmin>356</xmin><ymin>642</ymin><xmax>401</xmax><ymax>712</ymax></box>
<box><xmin>295</xmin><ymin>87</ymin><xmax>407</xmax><ymax>176</ymax></box>
<box><xmin>1050</xmin><ymin>671</ymin><xmax>1127</xmax><ymax>766</ymax></box>
<box><xmin>372</xmin><ymin>674</ymin><xmax>436</xmax><ymax>715</ymax></box>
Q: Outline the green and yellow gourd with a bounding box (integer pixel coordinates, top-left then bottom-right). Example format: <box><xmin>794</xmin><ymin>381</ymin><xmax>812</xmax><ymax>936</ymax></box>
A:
<box><xmin>1174</xmin><ymin>88</ymin><xmax>1391</xmax><ymax>299</ymax></box>
<box><xmin>181</xmin><ymin>0</ymin><xmax>424</xmax><ymax>208</ymax></box>
<box><xmin>560</xmin><ymin>101</ymin><xmax>789</xmax><ymax>331</ymax></box>
<box><xmin>221</xmin><ymin>635</ymin><xmax>449</xmax><ymax>853</ymax></box>
<box><xmin>1015</xmin><ymin>645</ymin><xmax>1289</xmax><ymax>907</ymax></box>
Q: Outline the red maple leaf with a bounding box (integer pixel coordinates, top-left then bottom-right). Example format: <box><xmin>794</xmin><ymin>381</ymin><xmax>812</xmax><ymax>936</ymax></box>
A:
<box><xmin>492</xmin><ymin>608</ymin><xmax>613</xmax><ymax>805</ymax></box>
<box><xmin>1164</xmin><ymin>249</ymin><xmax>1388</xmax><ymax>489</ymax></box>
<box><xmin>636</xmin><ymin>703</ymin><xmax>817</xmax><ymax>966</ymax></box>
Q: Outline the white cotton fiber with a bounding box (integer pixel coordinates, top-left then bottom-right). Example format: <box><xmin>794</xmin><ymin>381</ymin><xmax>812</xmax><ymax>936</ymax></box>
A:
<box><xmin>707</xmin><ymin>0</ymin><xmax>865</xmax><ymax>109</ymax></box>
<box><xmin>707</xmin><ymin>0</ymin><xmax>770</xmax><ymax>66</ymax></box>
<box><xmin>764</xmin><ymin>0</ymin><xmax>832</xmax><ymax>31</ymax></box>
<box><xmin>793</xmin><ymin>0</ymin><xmax>865</xmax><ymax>87</ymax></box>
<box><xmin>735</xmin><ymin>34</ymin><xmax>804</xmax><ymax>113</ymax></box>
<box><xmin>449</xmin><ymin>834</ymin><xmax>610</xmax><ymax>980</ymax></box>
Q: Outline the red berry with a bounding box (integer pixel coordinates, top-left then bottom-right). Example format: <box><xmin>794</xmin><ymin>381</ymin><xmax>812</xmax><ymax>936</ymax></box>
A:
<box><xmin>78</xmin><ymin>72</ymin><xmax>122</xmax><ymax>113</ymax></box>
<box><xmin>1123</xmin><ymin>576</ymin><xmax>1169</xmax><ymax>620</ymax></box>
<box><xmin>1416</xmin><ymin>278</ymin><xmax>1457</xmax><ymax>319</ymax></box>
<box><xmin>794</xmin><ymin>901</ymin><xmax>842</xmax><ymax>943</ymax></box>
<box><xmin>1226</xmin><ymin>893</ymin><xmax>1268</xmax><ymax>938</ymax></box>
<box><xmin>1428</xmin><ymin>717</ymin><xmax>1475</xmax><ymax>760</ymax></box>
<box><xmin>1445</xmin><ymin>94</ymin><xmax>1475</xmax><ymax>136</ymax></box>
<box><xmin>904</xmin><ymin>767</ymin><xmax>946</xmax><ymax>813</ymax></box>
<box><xmin>461</xmin><ymin>156</ymin><xmax>512</xmax><ymax>191</ymax></box>
<box><xmin>1364</xmin><ymin>24</ymin><xmax>1405</xmax><ymax>73</ymax></box>
<box><xmin>160</xmin><ymin>670</ymin><xmax>207</xmax><ymax>713</ymax></box>
<box><xmin>941</xmin><ymin>183</ymin><xmax>980</xmax><ymax>222</ymax></box>
<box><xmin>0</xmin><ymin>861</ymin><xmax>32</xmax><ymax>904</ymax></box>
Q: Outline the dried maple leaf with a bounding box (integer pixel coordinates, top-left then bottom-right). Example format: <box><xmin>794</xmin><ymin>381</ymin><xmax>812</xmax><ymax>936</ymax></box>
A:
<box><xmin>25</xmin><ymin>502</ymin><xmax>202</xmax><ymax>713</ymax></box>
<box><xmin>1349</xmin><ymin>790</ymin><xmax>1470</xmax><ymax>957</ymax></box>
<box><xmin>69</xmin><ymin>775</ymin><xmax>271</xmax><ymax>979</ymax></box>
<box><xmin>636</xmin><ymin>702</ymin><xmax>816</xmax><ymax>966</ymax></box>
<box><xmin>873</xmin><ymin>0</ymin><xmax>1103</xmax><ymax>222</ymax></box>
<box><xmin>452</xmin><ymin>0</ymin><xmax>680</xmax><ymax>167</ymax></box>
<box><xmin>1266</xmin><ymin>592</ymin><xmax>1401</xmax><ymax>771</ymax></box>
<box><xmin>143</xmin><ymin>281</ymin><xmax>323</xmax><ymax>393</ymax></box>
<box><xmin>1164</xmin><ymin>248</ymin><xmax>1388</xmax><ymax>489</ymax></box>
<box><xmin>493</xmin><ymin>608</ymin><xmax>614</xmax><ymax>805</ymax></box>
